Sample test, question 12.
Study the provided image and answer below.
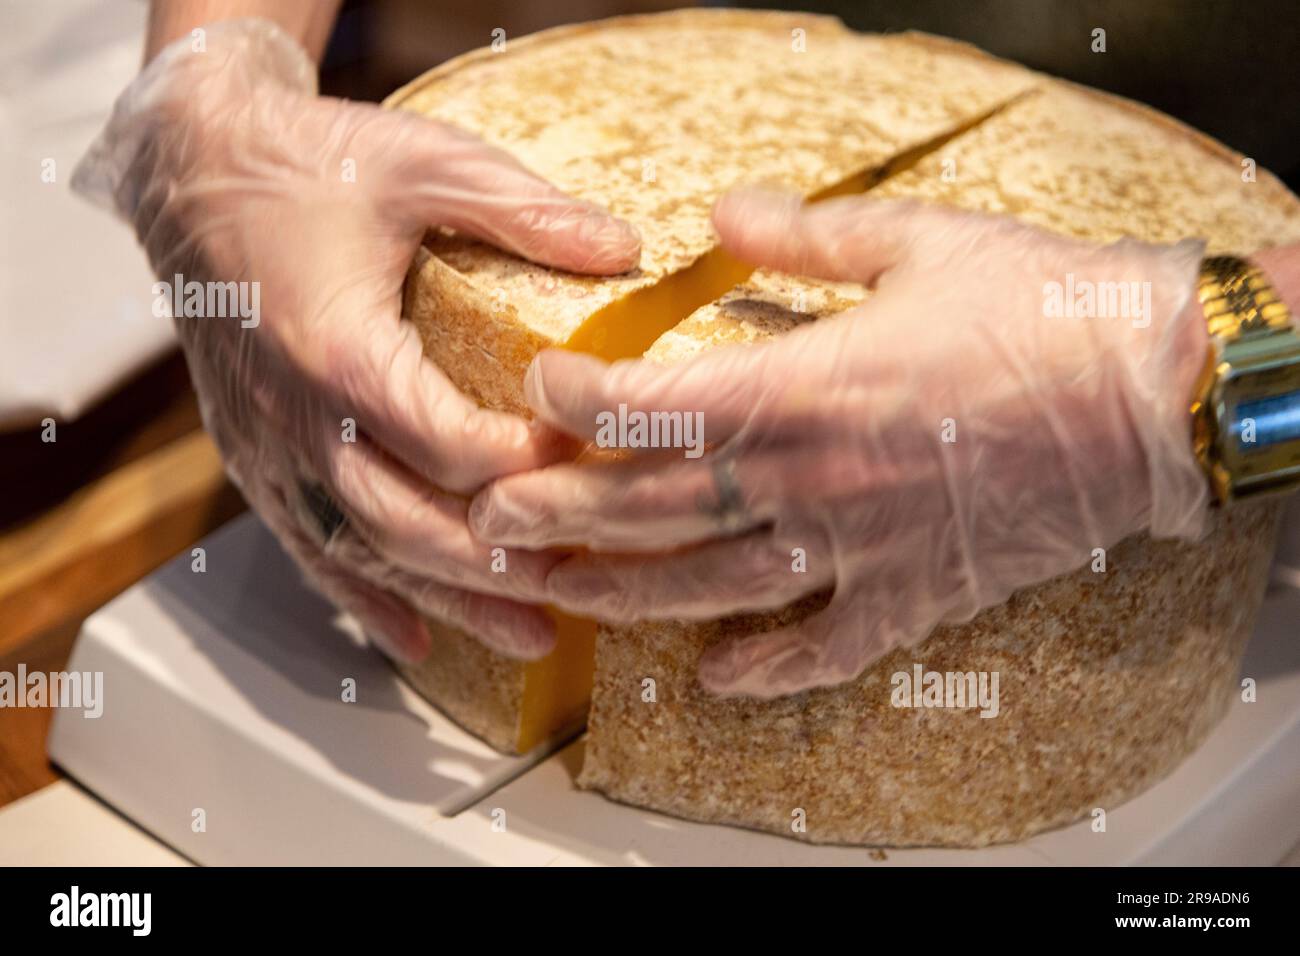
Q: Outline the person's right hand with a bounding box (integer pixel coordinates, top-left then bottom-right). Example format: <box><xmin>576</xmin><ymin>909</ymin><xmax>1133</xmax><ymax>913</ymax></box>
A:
<box><xmin>73</xmin><ymin>19</ymin><xmax>641</xmax><ymax>662</ymax></box>
<box><xmin>470</xmin><ymin>188</ymin><xmax>1209</xmax><ymax>697</ymax></box>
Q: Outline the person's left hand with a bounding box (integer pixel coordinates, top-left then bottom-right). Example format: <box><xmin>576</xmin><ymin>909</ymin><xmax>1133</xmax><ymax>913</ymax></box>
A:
<box><xmin>468</xmin><ymin>188</ymin><xmax>1212</xmax><ymax>698</ymax></box>
<box><xmin>71</xmin><ymin>18</ymin><xmax>641</xmax><ymax>664</ymax></box>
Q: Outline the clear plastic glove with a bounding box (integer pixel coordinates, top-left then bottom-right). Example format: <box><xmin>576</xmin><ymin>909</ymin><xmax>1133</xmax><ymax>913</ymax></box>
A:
<box><xmin>469</xmin><ymin>187</ymin><xmax>1211</xmax><ymax>697</ymax></box>
<box><xmin>73</xmin><ymin>19</ymin><xmax>641</xmax><ymax>663</ymax></box>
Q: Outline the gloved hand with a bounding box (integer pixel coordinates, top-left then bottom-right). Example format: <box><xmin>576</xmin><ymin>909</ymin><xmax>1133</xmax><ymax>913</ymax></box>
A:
<box><xmin>73</xmin><ymin>19</ymin><xmax>640</xmax><ymax>663</ymax></box>
<box><xmin>469</xmin><ymin>187</ymin><xmax>1211</xmax><ymax>697</ymax></box>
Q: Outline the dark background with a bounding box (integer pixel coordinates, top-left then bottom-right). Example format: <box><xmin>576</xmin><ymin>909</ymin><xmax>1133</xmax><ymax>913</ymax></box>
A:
<box><xmin>319</xmin><ymin>0</ymin><xmax>1299</xmax><ymax>189</ymax></box>
<box><xmin>766</xmin><ymin>0</ymin><xmax>1300</xmax><ymax>189</ymax></box>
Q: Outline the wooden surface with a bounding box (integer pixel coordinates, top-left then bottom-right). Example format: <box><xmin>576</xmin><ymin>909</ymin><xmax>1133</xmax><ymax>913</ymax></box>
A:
<box><xmin>0</xmin><ymin>429</ymin><xmax>244</xmax><ymax>652</ymax></box>
<box><xmin>0</xmin><ymin>622</ymin><xmax>81</xmax><ymax>805</ymax></box>
<box><xmin>0</xmin><ymin>0</ymin><xmax>674</xmax><ymax>820</ymax></box>
<box><xmin>0</xmin><ymin>351</ymin><xmax>245</xmax><ymax>808</ymax></box>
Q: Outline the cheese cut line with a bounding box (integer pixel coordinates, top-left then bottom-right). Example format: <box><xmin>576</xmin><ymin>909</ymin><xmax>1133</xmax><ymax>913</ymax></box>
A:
<box><xmin>579</xmin><ymin>77</ymin><xmax>1300</xmax><ymax>846</ymax></box>
<box><xmin>390</xmin><ymin>14</ymin><xmax>1300</xmax><ymax>845</ymax></box>
<box><xmin>509</xmin><ymin>93</ymin><xmax>1037</xmax><ymax>756</ymax></box>
<box><xmin>387</xmin><ymin>12</ymin><xmax>1047</xmax><ymax>756</ymax></box>
<box><xmin>561</xmin><ymin>93</ymin><xmax>1033</xmax><ymax>362</ymax></box>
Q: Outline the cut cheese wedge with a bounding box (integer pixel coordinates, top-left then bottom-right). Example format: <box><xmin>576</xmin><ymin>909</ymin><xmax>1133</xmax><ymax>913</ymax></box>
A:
<box><xmin>579</xmin><ymin>80</ymin><xmax>1300</xmax><ymax>846</ymax></box>
<box><xmin>390</xmin><ymin>12</ymin><xmax>1300</xmax><ymax>851</ymax></box>
<box><xmin>392</xmin><ymin>11</ymin><xmax>1038</xmax><ymax>412</ymax></box>
<box><xmin>562</xmin><ymin>99</ymin><xmax>1017</xmax><ymax>363</ymax></box>
<box><xmin>390</xmin><ymin>10</ymin><xmax>1039</xmax><ymax>753</ymax></box>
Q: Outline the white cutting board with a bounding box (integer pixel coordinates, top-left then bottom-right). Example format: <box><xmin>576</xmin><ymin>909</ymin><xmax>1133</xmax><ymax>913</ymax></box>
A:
<box><xmin>48</xmin><ymin>514</ymin><xmax>1300</xmax><ymax>865</ymax></box>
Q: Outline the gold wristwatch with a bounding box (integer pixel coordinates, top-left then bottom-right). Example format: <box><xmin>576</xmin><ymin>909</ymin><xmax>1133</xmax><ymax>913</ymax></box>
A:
<box><xmin>1190</xmin><ymin>255</ymin><xmax>1300</xmax><ymax>502</ymax></box>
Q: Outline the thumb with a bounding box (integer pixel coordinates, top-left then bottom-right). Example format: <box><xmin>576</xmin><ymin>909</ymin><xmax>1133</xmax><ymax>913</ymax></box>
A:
<box><xmin>396</xmin><ymin>117</ymin><xmax>641</xmax><ymax>275</ymax></box>
<box><xmin>711</xmin><ymin>187</ymin><xmax>967</xmax><ymax>286</ymax></box>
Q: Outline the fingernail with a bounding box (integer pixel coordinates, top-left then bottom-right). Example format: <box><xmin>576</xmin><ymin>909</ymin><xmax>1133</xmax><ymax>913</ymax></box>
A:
<box><xmin>494</xmin><ymin>615</ymin><xmax>556</xmax><ymax>661</ymax></box>
<box><xmin>697</xmin><ymin>645</ymin><xmax>739</xmax><ymax>694</ymax></box>
<box><xmin>467</xmin><ymin>493</ymin><xmax>501</xmax><ymax>538</ymax></box>
<box><xmin>469</xmin><ymin>488</ymin><xmax>550</xmax><ymax>545</ymax></box>
<box><xmin>525</xmin><ymin>349</ymin><xmax>603</xmax><ymax>417</ymax></box>
<box><xmin>578</xmin><ymin>212</ymin><xmax>641</xmax><ymax>271</ymax></box>
<box><xmin>550</xmin><ymin>564</ymin><xmax>622</xmax><ymax>615</ymax></box>
<box><xmin>373</xmin><ymin>622</ymin><xmax>429</xmax><ymax>664</ymax></box>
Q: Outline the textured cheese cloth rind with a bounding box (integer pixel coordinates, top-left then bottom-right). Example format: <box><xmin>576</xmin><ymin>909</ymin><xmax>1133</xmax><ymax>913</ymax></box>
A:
<box><xmin>579</xmin><ymin>79</ymin><xmax>1299</xmax><ymax>846</ymax></box>
<box><xmin>389</xmin><ymin>10</ymin><xmax>1041</xmax><ymax>410</ymax></box>
<box><xmin>391</xmin><ymin>12</ymin><xmax>1295</xmax><ymax>844</ymax></box>
<box><xmin>390</xmin><ymin>10</ymin><xmax>1041</xmax><ymax>753</ymax></box>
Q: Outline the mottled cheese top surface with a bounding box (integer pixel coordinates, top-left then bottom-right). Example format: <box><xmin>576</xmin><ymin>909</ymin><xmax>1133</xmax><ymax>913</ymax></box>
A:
<box><xmin>388</xmin><ymin>11</ymin><xmax>1037</xmax><ymax>343</ymax></box>
<box><xmin>649</xmin><ymin>80</ymin><xmax>1300</xmax><ymax>362</ymax></box>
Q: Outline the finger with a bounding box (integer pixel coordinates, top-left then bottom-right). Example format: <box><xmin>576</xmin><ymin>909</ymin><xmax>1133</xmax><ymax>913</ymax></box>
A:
<box><xmin>318</xmin><ymin>432</ymin><xmax>559</xmax><ymax>600</ymax></box>
<box><xmin>304</xmin><ymin>313</ymin><xmax>572</xmax><ymax>493</ymax></box>
<box><xmin>470</xmin><ymin>434</ymin><xmax>880</xmax><ymax>550</ymax></box>
<box><xmin>196</xmin><ymin>292</ymin><xmax>569</xmax><ymax>496</ymax></box>
<box><xmin>298</xmin><ymin>550</ymin><xmax>432</xmax><ymax>663</ymax></box>
<box><xmin>712</xmin><ymin>186</ymin><xmax>971</xmax><ymax>286</ymax></box>
<box><xmin>522</xmin><ymin>345</ymin><xmax>792</xmax><ymax>447</ymax></box>
<box><xmin>271</xmin><ymin>469</ymin><xmax>555</xmax><ymax>661</ymax></box>
<box><xmin>396</xmin><ymin>117</ymin><xmax>641</xmax><ymax>275</ymax></box>
<box><xmin>702</xmin><ymin>600</ymin><xmax>863</xmax><ymax>697</ymax></box>
<box><xmin>471</xmin><ymin>452</ymin><xmax>727</xmax><ymax>549</ymax></box>
<box><xmin>698</xmin><ymin>596</ymin><xmax>919</xmax><ymax>699</ymax></box>
<box><xmin>373</xmin><ymin>564</ymin><xmax>557</xmax><ymax>660</ymax></box>
<box><xmin>311</xmin><ymin>520</ymin><xmax>556</xmax><ymax>661</ymax></box>
<box><xmin>545</xmin><ymin>529</ymin><xmax>832</xmax><ymax>622</ymax></box>
<box><xmin>471</xmin><ymin>447</ymin><xmax>816</xmax><ymax>550</ymax></box>
<box><xmin>310</xmin><ymin>535</ymin><xmax>554</xmax><ymax>662</ymax></box>
<box><xmin>262</xmin><ymin>488</ymin><xmax>433</xmax><ymax>663</ymax></box>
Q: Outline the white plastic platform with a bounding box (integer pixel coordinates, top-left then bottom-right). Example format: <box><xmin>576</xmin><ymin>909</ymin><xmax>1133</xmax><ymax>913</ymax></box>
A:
<box><xmin>47</xmin><ymin>514</ymin><xmax>1300</xmax><ymax>865</ymax></box>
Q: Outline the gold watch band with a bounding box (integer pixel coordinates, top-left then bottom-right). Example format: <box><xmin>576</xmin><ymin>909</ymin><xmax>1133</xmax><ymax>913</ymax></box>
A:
<box><xmin>1190</xmin><ymin>255</ymin><xmax>1300</xmax><ymax>502</ymax></box>
<box><xmin>1196</xmin><ymin>255</ymin><xmax>1293</xmax><ymax>341</ymax></box>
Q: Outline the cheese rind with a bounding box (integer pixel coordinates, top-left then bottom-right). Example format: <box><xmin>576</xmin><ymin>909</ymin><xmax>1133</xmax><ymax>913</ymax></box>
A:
<box><xmin>578</xmin><ymin>80</ymin><xmax>1300</xmax><ymax>845</ymax></box>
<box><xmin>390</xmin><ymin>11</ymin><xmax>1038</xmax><ymax>349</ymax></box>
<box><xmin>392</xmin><ymin>17</ymin><xmax>1298</xmax><ymax>849</ymax></box>
<box><xmin>393</xmin><ymin>18</ymin><xmax>1298</xmax><ymax>854</ymax></box>
<box><xmin>581</xmin><ymin>505</ymin><xmax>1281</xmax><ymax>846</ymax></box>
<box><xmin>391</xmin><ymin>12</ymin><xmax>1039</xmax><ymax>754</ymax></box>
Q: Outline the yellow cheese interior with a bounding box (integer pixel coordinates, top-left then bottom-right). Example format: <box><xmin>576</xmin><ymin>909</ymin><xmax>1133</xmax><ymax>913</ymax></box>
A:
<box><xmin>517</xmin><ymin>610</ymin><xmax>598</xmax><ymax>752</ymax></box>
<box><xmin>560</xmin><ymin>170</ymin><xmax>884</xmax><ymax>364</ymax></box>
<box><xmin>564</xmin><ymin>246</ymin><xmax>756</xmax><ymax>361</ymax></box>
<box><xmin>511</xmin><ymin>165</ymin><xmax>896</xmax><ymax>753</ymax></box>
<box><xmin>512</xmin><ymin>252</ymin><xmax>750</xmax><ymax>752</ymax></box>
